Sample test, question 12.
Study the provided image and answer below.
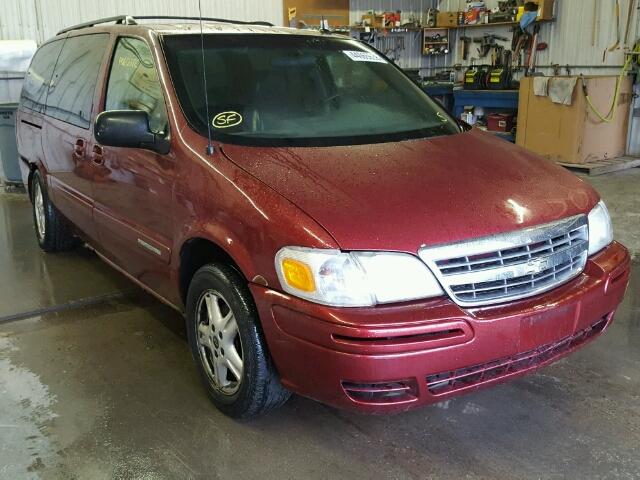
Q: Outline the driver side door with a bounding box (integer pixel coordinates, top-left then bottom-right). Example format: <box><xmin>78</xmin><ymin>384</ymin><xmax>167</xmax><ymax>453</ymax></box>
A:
<box><xmin>92</xmin><ymin>36</ymin><xmax>175</xmax><ymax>298</ymax></box>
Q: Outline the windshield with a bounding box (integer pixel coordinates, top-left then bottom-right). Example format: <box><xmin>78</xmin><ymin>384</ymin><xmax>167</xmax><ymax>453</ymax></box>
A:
<box><xmin>162</xmin><ymin>34</ymin><xmax>460</xmax><ymax>147</ymax></box>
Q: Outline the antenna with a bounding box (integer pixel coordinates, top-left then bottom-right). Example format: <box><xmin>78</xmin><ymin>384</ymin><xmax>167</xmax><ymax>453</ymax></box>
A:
<box><xmin>198</xmin><ymin>0</ymin><xmax>215</xmax><ymax>155</ymax></box>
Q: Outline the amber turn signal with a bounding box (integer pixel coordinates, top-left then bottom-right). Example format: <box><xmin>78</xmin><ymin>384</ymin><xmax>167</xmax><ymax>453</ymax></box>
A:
<box><xmin>281</xmin><ymin>258</ymin><xmax>316</xmax><ymax>292</ymax></box>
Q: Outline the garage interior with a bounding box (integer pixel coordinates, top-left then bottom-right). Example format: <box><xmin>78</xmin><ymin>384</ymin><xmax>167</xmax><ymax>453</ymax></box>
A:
<box><xmin>0</xmin><ymin>0</ymin><xmax>639</xmax><ymax>478</ymax></box>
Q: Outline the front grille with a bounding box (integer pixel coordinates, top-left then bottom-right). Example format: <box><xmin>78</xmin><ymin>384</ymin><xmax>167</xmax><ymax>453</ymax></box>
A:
<box><xmin>419</xmin><ymin>215</ymin><xmax>588</xmax><ymax>306</ymax></box>
<box><xmin>426</xmin><ymin>316</ymin><xmax>609</xmax><ymax>395</ymax></box>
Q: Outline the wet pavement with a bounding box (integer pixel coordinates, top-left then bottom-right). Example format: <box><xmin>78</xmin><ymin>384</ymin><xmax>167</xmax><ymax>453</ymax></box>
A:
<box><xmin>1</xmin><ymin>169</ymin><xmax>639</xmax><ymax>479</ymax></box>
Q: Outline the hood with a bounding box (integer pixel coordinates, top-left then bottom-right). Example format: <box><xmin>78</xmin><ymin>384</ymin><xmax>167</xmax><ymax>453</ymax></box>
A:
<box><xmin>221</xmin><ymin>129</ymin><xmax>599</xmax><ymax>252</ymax></box>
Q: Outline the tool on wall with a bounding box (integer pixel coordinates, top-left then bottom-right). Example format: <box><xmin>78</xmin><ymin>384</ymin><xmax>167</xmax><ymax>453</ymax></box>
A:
<box><xmin>377</xmin><ymin>33</ymin><xmax>406</xmax><ymax>62</ymax></box>
<box><xmin>460</xmin><ymin>36</ymin><xmax>472</xmax><ymax>61</ymax></box>
<box><xmin>623</xmin><ymin>0</ymin><xmax>637</xmax><ymax>46</ymax></box>
<box><xmin>474</xmin><ymin>34</ymin><xmax>509</xmax><ymax>58</ymax></box>
<box><xmin>602</xmin><ymin>0</ymin><xmax>636</xmax><ymax>61</ymax></box>
<box><xmin>525</xmin><ymin>23</ymin><xmax>542</xmax><ymax>73</ymax></box>
<box><xmin>460</xmin><ymin>0</ymin><xmax>553</xmax><ymax>82</ymax></box>
<box><xmin>512</xmin><ymin>26</ymin><xmax>528</xmax><ymax>67</ymax></box>
<box><xmin>604</xmin><ymin>0</ymin><xmax>621</xmax><ymax>61</ymax></box>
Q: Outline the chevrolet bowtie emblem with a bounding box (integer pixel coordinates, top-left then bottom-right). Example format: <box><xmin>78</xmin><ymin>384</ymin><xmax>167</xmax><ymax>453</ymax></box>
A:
<box><xmin>525</xmin><ymin>258</ymin><xmax>550</xmax><ymax>275</ymax></box>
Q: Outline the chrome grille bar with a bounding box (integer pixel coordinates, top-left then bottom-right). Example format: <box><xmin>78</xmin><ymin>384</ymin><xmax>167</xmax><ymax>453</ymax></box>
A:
<box><xmin>419</xmin><ymin>215</ymin><xmax>589</xmax><ymax>307</ymax></box>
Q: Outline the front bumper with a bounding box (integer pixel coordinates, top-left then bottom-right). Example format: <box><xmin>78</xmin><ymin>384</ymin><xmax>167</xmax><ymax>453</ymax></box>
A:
<box><xmin>251</xmin><ymin>241</ymin><xmax>630</xmax><ymax>413</ymax></box>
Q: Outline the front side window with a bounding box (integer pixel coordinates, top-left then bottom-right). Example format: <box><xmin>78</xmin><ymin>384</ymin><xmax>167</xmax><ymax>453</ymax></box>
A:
<box><xmin>162</xmin><ymin>34</ymin><xmax>460</xmax><ymax>147</ymax></box>
<box><xmin>46</xmin><ymin>34</ymin><xmax>109</xmax><ymax>128</ymax></box>
<box><xmin>105</xmin><ymin>37</ymin><xmax>168</xmax><ymax>135</ymax></box>
<box><xmin>21</xmin><ymin>39</ymin><xmax>64</xmax><ymax>113</ymax></box>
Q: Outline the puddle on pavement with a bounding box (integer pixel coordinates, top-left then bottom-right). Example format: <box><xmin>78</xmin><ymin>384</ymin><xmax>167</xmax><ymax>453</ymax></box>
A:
<box><xmin>0</xmin><ymin>335</ymin><xmax>58</xmax><ymax>478</ymax></box>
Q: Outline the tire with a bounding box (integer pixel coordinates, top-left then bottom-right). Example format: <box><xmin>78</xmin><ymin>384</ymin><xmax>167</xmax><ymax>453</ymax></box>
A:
<box><xmin>31</xmin><ymin>170</ymin><xmax>78</xmax><ymax>252</ymax></box>
<box><xmin>186</xmin><ymin>263</ymin><xmax>290</xmax><ymax>419</ymax></box>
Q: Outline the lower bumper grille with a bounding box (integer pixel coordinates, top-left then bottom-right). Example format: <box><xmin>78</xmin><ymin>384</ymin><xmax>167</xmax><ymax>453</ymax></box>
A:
<box><xmin>426</xmin><ymin>316</ymin><xmax>609</xmax><ymax>395</ymax></box>
<box><xmin>342</xmin><ymin>380</ymin><xmax>418</xmax><ymax>404</ymax></box>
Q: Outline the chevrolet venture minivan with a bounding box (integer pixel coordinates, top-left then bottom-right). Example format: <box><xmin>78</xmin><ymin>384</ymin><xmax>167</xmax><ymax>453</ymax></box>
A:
<box><xmin>16</xmin><ymin>16</ymin><xmax>630</xmax><ymax>418</ymax></box>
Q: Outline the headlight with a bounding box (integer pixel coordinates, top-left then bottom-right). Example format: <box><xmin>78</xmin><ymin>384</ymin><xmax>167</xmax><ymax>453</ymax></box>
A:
<box><xmin>275</xmin><ymin>247</ymin><xmax>444</xmax><ymax>307</ymax></box>
<box><xmin>588</xmin><ymin>200</ymin><xmax>613</xmax><ymax>255</ymax></box>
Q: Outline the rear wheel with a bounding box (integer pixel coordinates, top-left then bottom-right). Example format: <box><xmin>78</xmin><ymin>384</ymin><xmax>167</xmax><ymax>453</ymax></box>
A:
<box><xmin>186</xmin><ymin>263</ymin><xmax>290</xmax><ymax>418</ymax></box>
<box><xmin>31</xmin><ymin>170</ymin><xmax>78</xmax><ymax>252</ymax></box>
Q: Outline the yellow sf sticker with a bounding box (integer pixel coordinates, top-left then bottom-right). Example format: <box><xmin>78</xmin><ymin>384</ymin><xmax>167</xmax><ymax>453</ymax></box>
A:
<box><xmin>213</xmin><ymin>111</ymin><xmax>243</xmax><ymax>129</ymax></box>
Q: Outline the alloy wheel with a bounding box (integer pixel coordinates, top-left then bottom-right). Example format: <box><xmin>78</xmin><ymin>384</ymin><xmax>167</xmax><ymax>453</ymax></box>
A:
<box><xmin>195</xmin><ymin>290</ymin><xmax>244</xmax><ymax>395</ymax></box>
<box><xmin>34</xmin><ymin>182</ymin><xmax>46</xmax><ymax>241</ymax></box>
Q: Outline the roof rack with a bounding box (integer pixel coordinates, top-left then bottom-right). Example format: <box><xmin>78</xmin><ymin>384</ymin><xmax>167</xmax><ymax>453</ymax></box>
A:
<box><xmin>56</xmin><ymin>15</ymin><xmax>273</xmax><ymax>35</ymax></box>
<box><xmin>134</xmin><ymin>16</ymin><xmax>273</xmax><ymax>27</ymax></box>
<box><xmin>57</xmin><ymin>15</ymin><xmax>137</xmax><ymax>35</ymax></box>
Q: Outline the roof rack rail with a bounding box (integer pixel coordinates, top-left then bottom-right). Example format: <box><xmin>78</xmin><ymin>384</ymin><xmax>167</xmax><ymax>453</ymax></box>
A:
<box><xmin>133</xmin><ymin>16</ymin><xmax>274</xmax><ymax>27</ymax></box>
<box><xmin>57</xmin><ymin>15</ymin><xmax>137</xmax><ymax>35</ymax></box>
<box><xmin>56</xmin><ymin>15</ymin><xmax>273</xmax><ymax>35</ymax></box>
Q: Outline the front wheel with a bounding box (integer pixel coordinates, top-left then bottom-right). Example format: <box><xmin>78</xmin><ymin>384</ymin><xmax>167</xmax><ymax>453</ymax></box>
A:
<box><xmin>186</xmin><ymin>263</ymin><xmax>290</xmax><ymax>418</ymax></box>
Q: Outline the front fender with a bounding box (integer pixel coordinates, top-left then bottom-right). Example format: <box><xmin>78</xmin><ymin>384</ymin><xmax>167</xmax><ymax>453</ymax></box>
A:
<box><xmin>170</xmin><ymin>143</ymin><xmax>338</xmax><ymax>303</ymax></box>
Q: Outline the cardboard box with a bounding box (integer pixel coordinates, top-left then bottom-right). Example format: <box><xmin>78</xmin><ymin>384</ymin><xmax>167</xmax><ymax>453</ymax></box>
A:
<box><xmin>362</xmin><ymin>14</ymin><xmax>384</xmax><ymax>28</ymax></box>
<box><xmin>437</xmin><ymin>11</ymin><xmax>458</xmax><ymax>27</ymax></box>
<box><xmin>283</xmin><ymin>0</ymin><xmax>350</xmax><ymax>29</ymax></box>
<box><xmin>516</xmin><ymin>76</ymin><xmax>632</xmax><ymax>164</ymax></box>
<box><xmin>535</xmin><ymin>0</ymin><xmax>555</xmax><ymax>20</ymax></box>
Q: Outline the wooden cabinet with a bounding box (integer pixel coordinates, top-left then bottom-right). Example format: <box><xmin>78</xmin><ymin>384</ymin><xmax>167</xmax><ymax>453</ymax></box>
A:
<box><xmin>423</xmin><ymin>28</ymin><xmax>449</xmax><ymax>56</ymax></box>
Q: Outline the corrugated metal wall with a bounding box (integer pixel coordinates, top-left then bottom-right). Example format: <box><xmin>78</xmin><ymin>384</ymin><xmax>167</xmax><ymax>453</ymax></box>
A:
<box><xmin>350</xmin><ymin>0</ymin><xmax>640</xmax><ymax>76</ymax></box>
<box><xmin>0</xmin><ymin>0</ymin><xmax>284</xmax><ymax>44</ymax></box>
<box><xmin>0</xmin><ymin>0</ymin><xmax>637</xmax><ymax>74</ymax></box>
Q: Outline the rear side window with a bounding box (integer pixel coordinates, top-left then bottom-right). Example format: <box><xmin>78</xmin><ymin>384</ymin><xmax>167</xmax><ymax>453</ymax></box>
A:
<box><xmin>20</xmin><ymin>40</ymin><xmax>64</xmax><ymax>113</ymax></box>
<box><xmin>46</xmin><ymin>34</ymin><xmax>109</xmax><ymax>129</ymax></box>
<box><xmin>105</xmin><ymin>37</ymin><xmax>168</xmax><ymax>135</ymax></box>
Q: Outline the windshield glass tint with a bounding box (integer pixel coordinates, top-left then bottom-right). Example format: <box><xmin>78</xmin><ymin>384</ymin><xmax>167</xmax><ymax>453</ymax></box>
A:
<box><xmin>162</xmin><ymin>34</ymin><xmax>459</xmax><ymax>147</ymax></box>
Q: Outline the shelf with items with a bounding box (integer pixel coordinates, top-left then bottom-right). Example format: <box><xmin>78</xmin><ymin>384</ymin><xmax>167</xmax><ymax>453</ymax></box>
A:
<box><xmin>423</xmin><ymin>28</ymin><xmax>450</xmax><ymax>56</ymax></box>
<box><xmin>346</xmin><ymin>26</ymin><xmax>423</xmax><ymax>33</ymax></box>
<box><xmin>455</xmin><ymin>90</ymin><xmax>519</xmax><ymax>143</ymax></box>
<box><xmin>448</xmin><ymin>18</ymin><xmax>553</xmax><ymax>29</ymax></box>
<box><xmin>341</xmin><ymin>18</ymin><xmax>553</xmax><ymax>34</ymax></box>
<box><xmin>433</xmin><ymin>0</ymin><xmax>555</xmax><ymax>29</ymax></box>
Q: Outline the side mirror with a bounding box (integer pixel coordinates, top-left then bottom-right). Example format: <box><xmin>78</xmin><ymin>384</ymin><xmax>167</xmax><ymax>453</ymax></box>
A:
<box><xmin>94</xmin><ymin>110</ymin><xmax>169</xmax><ymax>155</ymax></box>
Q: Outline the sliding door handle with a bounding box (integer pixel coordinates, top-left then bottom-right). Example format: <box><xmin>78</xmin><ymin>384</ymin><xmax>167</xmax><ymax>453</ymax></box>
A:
<box><xmin>92</xmin><ymin>145</ymin><xmax>104</xmax><ymax>165</ymax></box>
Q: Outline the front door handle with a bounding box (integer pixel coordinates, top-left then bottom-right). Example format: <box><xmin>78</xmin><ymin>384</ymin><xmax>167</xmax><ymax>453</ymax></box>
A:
<box><xmin>72</xmin><ymin>138</ymin><xmax>85</xmax><ymax>159</ymax></box>
<box><xmin>92</xmin><ymin>145</ymin><xmax>104</xmax><ymax>165</ymax></box>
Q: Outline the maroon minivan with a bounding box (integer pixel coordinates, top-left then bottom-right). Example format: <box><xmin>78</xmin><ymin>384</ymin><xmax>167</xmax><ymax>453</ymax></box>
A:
<box><xmin>16</xmin><ymin>16</ymin><xmax>630</xmax><ymax>418</ymax></box>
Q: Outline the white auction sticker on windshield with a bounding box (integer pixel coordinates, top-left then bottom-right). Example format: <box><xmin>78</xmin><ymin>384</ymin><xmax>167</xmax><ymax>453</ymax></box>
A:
<box><xmin>343</xmin><ymin>50</ymin><xmax>387</xmax><ymax>63</ymax></box>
